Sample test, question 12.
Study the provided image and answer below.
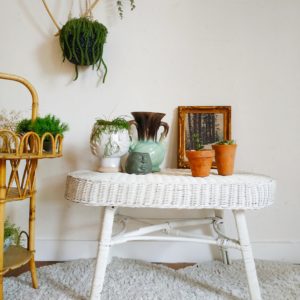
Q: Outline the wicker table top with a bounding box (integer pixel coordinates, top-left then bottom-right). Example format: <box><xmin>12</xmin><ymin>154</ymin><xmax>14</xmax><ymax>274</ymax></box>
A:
<box><xmin>64</xmin><ymin>169</ymin><xmax>275</xmax><ymax>210</ymax></box>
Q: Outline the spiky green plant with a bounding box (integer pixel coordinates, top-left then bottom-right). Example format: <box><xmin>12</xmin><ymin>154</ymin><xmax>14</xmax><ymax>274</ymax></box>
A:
<box><xmin>217</xmin><ymin>139</ymin><xmax>236</xmax><ymax>145</ymax></box>
<box><xmin>16</xmin><ymin>114</ymin><xmax>69</xmax><ymax>139</ymax></box>
<box><xmin>192</xmin><ymin>133</ymin><xmax>204</xmax><ymax>151</ymax></box>
<box><xmin>59</xmin><ymin>17</ymin><xmax>108</xmax><ymax>82</ymax></box>
<box><xmin>15</xmin><ymin>118</ymin><xmax>32</xmax><ymax>134</ymax></box>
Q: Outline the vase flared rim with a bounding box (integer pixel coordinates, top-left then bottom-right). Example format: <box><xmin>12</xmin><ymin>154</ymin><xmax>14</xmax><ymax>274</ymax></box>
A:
<box><xmin>131</xmin><ymin>112</ymin><xmax>166</xmax><ymax>116</ymax></box>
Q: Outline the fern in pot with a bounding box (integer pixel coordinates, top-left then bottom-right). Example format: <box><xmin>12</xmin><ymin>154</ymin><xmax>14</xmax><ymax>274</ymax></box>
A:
<box><xmin>16</xmin><ymin>114</ymin><xmax>69</xmax><ymax>152</ymax></box>
<box><xmin>186</xmin><ymin>134</ymin><xmax>215</xmax><ymax>177</ymax></box>
<box><xmin>90</xmin><ymin>117</ymin><xmax>131</xmax><ymax>172</ymax></box>
<box><xmin>212</xmin><ymin>139</ymin><xmax>237</xmax><ymax>176</ymax></box>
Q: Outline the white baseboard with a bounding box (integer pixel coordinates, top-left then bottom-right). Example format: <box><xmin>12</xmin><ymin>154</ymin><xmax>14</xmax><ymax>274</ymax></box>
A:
<box><xmin>35</xmin><ymin>239</ymin><xmax>300</xmax><ymax>263</ymax></box>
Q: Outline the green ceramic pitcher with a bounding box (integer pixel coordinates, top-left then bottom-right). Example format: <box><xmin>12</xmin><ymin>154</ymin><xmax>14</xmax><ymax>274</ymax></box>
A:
<box><xmin>129</xmin><ymin>112</ymin><xmax>169</xmax><ymax>172</ymax></box>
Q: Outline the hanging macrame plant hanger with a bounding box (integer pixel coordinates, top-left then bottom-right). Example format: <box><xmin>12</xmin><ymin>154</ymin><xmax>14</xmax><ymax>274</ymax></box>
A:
<box><xmin>41</xmin><ymin>0</ymin><xmax>108</xmax><ymax>82</ymax></box>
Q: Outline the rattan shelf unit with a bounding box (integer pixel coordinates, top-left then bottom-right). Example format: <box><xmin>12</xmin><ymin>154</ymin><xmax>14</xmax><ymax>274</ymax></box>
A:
<box><xmin>0</xmin><ymin>72</ymin><xmax>64</xmax><ymax>299</ymax></box>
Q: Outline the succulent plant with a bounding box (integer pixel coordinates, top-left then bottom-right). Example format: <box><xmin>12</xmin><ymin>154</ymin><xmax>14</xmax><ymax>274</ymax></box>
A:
<box><xmin>217</xmin><ymin>139</ymin><xmax>236</xmax><ymax>145</ymax></box>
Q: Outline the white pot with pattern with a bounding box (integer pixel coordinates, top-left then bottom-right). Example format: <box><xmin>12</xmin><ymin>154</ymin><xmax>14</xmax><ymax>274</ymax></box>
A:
<box><xmin>90</xmin><ymin>123</ymin><xmax>130</xmax><ymax>172</ymax></box>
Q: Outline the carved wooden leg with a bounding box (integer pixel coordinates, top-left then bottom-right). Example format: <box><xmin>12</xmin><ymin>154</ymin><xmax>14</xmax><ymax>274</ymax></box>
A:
<box><xmin>90</xmin><ymin>206</ymin><xmax>116</xmax><ymax>300</ymax></box>
<box><xmin>233</xmin><ymin>210</ymin><xmax>261</xmax><ymax>300</ymax></box>
<box><xmin>29</xmin><ymin>193</ymin><xmax>38</xmax><ymax>288</ymax></box>
<box><xmin>214</xmin><ymin>209</ymin><xmax>230</xmax><ymax>265</ymax></box>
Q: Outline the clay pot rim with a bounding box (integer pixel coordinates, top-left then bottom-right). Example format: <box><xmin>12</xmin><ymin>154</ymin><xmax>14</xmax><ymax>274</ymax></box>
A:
<box><xmin>186</xmin><ymin>149</ymin><xmax>215</xmax><ymax>158</ymax></box>
<box><xmin>212</xmin><ymin>144</ymin><xmax>237</xmax><ymax>148</ymax></box>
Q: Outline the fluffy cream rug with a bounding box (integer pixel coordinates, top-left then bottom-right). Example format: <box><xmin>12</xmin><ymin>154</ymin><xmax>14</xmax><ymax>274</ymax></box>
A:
<box><xmin>4</xmin><ymin>258</ymin><xmax>300</xmax><ymax>299</ymax></box>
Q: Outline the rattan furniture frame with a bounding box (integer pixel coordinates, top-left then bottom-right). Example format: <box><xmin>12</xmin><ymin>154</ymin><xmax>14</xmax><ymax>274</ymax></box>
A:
<box><xmin>65</xmin><ymin>169</ymin><xmax>275</xmax><ymax>300</ymax></box>
<box><xmin>0</xmin><ymin>73</ymin><xmax>63</xmax><ymax>300</ymax></box>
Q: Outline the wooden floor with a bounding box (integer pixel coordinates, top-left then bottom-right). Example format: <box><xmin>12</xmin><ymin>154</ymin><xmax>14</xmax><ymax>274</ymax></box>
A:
<box><xmin>5</xmin><ymin>262</ymin><xmax>194</xmax><ymax>277</ymax></box>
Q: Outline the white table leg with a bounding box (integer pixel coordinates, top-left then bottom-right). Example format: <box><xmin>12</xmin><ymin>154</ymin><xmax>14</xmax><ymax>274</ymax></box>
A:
<box><xmin>233</xmin><ymin>210</ymin><xmax>262</xmax><ymax>300</ymax></box>
<box><xmin>90</xmin><ymin>206</ymin><xmax>116</xmax><ymax>300</ymax></box>
<box><xmin>214</xmin><ymin>209</ymin><xmax>231</xmax><ymax>265</ymax></box>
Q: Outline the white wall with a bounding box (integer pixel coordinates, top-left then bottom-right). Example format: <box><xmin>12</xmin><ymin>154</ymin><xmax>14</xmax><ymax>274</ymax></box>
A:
<box><xmin>0</xmin><ymin>0</ymin><xmax>299</xmax><ymax>263</ymax></box>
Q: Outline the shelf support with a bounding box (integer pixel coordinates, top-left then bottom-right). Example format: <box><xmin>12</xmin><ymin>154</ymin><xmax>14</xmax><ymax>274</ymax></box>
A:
<box><xmin>29</xmin><ymin>159</ymin><xmax>38</xmax><ymax>288</ymax></box>
<box><xmin>0</xmin><ymin>160</ymin><xmax>6</xmax><ymax>300</ymax></box>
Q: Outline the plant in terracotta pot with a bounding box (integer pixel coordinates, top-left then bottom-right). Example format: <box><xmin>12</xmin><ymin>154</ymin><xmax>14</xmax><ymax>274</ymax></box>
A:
<box><xmin>186</xmin><ymin>134</ymin><xmax>215</xmax><ymax>177</ymax></box>
<box><xmin>90</xmin><ymin>117</ymin><xmax>131</xmax><ymax>172</ymax></box>
<box><xmin>212</xmin><ymin>139</ymin><xmax>237</xmax><ymax>176</ymax></box>
<box><xmin>16</xmin><ymin>114</ymin><xmax>69</xmax><ymax>152</ymax></box>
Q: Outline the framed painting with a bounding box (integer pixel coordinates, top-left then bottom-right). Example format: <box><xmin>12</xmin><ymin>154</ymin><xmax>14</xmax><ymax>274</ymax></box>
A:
<box><xmin>178</xmin><ymin>106</ymin><xmax>231</xmax><ymax>168</ymax></box>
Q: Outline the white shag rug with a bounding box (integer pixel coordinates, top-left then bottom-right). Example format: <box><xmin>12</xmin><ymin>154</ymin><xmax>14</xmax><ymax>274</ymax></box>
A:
<box><xmin>4</xmin><ymin>258</ymin><xmax>300</xmax><ymax>300</ymax></box>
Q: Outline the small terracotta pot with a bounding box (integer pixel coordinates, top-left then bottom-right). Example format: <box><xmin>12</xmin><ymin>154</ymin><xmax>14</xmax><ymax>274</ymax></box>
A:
<box><xmin>186</xmin><ymin>149</ymin><xmax>215</xmax><ymax>177</ymax></box>
<box><xmin>212</xmin><ymin>144</ymin><xmax>237</xmax><ymax>176</ymax></box>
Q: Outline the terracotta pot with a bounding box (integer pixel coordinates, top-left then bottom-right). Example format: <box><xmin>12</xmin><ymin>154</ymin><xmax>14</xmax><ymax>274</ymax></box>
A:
<box><xmin>186</xmin><ymin>150</ymin><xmax>215</xmax><ymax>177</ymax></box>
<box><xmin>212</xmin><ymin>144</ymin><xmax>237</xmax><ymax>176</ymax></box>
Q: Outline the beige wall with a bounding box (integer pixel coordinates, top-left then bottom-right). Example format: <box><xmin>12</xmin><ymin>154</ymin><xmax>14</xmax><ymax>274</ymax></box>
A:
<box><xmin>0</xmin><ymin>0</ymin><xmax>299</xmax><ymax>262</ymax></box>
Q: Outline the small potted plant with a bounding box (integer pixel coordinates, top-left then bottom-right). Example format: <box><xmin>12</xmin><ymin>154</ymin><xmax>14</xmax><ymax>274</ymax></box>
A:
<box><xmin>4</xmin><ymin>219</ymin><xmax>21</xmax><ymax>251</ymax></box>
<box><xmin>16</xmin><ymin>114</ymin><xmax>69</xmax><ymax>152</ymax></box>
<box><xmin>186</xmin><ymin>134</ymin><xmax>215</xmax><ymax>177</ymax></box>
<box><xmin>90</xmin><ymin>117</ymin><xmax>131</xmax><ymax>172</ymax></box>
<box><xmin>212</xmin><ymin>139</ymin><xmax>237</xmax><ymax>176</ymax></box>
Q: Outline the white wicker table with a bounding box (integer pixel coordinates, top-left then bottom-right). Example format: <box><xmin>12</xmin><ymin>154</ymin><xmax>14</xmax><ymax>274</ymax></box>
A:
<box><xmin>65</xmin><ymin>169</ymin><xmax>275</xmax><ymax>300</ymax></box>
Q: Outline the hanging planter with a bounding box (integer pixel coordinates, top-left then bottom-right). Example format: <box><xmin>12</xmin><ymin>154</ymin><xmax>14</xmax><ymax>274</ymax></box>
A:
<box><xmin>41</xmin><ymin>0</ymin><xmax>136</xmax><ymax>83</ymax></box>
<box><xmin>59</xmin><ymin>17</ymin><xmax>108</xmax><ymax>82</ymax></box>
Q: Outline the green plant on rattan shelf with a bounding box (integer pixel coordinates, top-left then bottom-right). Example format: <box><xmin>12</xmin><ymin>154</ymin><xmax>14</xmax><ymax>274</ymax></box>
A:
<box><xmin>216</xmin><ymin>139</ymin><xmax>236</xmax><ymax>145</ymax></box>
<box><xmin>90</xmin><ymin>117</ymin><xmax>129</xmax><ymax>157</ymax></box>
<box><xmin>16</xmin><ymin>114</ymin><xmax>69</xmax><ymax>138</ymax></box>
<box><xmin>4</xmin><ymin>219</ymin><xmax>21</xmax><ymax>251</ymax></box>
<box><xmin>59</xmin><ymin>17</ymin><xmax>108</xmax><ymax>82</ymax></box>
<box><xmin>192</xmin><ymin>133</ymin><xmax>204</xmax><ymax>151</ymax></box>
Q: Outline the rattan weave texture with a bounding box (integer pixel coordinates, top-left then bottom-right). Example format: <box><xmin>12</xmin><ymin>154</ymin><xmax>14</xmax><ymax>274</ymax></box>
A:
<box><xmin>65</xmin><ymin>169</ymin><xmax>275</xmax><ymax>210</ymax></box>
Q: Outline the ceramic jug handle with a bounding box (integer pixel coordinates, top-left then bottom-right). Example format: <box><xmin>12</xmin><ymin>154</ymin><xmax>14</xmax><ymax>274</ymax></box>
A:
<box><xmin>128</xmin><ymin>120</ymin><xmax>137</xmax><ymax>128</ymax></box>
<box><xmin>159</xmin><ymin>122</ymin><xmax>169</xmax><ymax>142</ymax></box>
<box><xmin>128</xmin><ymin>120</ymin><xmax>138</xmax><ymax>150</ymax></box>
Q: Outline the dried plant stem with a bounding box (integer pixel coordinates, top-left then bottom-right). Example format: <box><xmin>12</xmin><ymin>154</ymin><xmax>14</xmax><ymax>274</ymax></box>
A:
<box><xmin>41</xmin><ymin>0</ymin><xmax>101</xmax><ymax>36</ymax></box>
<box><xmin>41</xmin><ymin>0</ymin><xmax>61</xmax><ymax>32</ymax></box>
<box><xmin>82</xmin><ymin>0</ymin><xmax>101</xmax><ymax>17</ymax></box>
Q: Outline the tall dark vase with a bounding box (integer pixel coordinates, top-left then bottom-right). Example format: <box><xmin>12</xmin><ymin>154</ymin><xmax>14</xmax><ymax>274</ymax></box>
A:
<box><xmin>129</xmin><ymin>112</ymin><xmax>169</xmax><ymax>172</ymax></box>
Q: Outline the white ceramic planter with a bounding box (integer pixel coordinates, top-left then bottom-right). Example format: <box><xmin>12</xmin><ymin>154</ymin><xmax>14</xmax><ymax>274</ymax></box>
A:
<box><xmin>90</xmin><ymin>129</ymin><xmax>130</xmax><ymax>172</ymax></box>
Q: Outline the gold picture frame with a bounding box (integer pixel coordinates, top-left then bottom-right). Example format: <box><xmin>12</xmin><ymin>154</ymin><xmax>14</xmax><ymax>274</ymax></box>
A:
<box><xmin>178</xmin><ymin>106</ymin><xmax>231</xmax><ymax>168</ymax></box>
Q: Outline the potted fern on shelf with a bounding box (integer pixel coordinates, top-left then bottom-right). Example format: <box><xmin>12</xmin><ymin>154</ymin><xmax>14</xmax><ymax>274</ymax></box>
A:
<box><xmin>212</xmin><ymin>139</ymin><xmax>237</xmax><ymax>176</ymax></box>
<box><xmin>186</xmin><ymin>134</ymin><xmax>215</xmax><ymax>177</ymax></box>
<box><xmin>16</xmin><ymin>114</ymin><xmax>69</xmax><ymax>152</ymax></box>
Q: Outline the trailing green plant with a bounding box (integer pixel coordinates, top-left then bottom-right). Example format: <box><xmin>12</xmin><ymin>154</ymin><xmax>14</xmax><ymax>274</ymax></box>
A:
<box><xmin>4</xmin><ymin>219</ymin><xmax>21</xmax><ymax>246</ymax></box>
<box><xmin>116</xmin><ymin>0</ymin><xmax>136</xmax><ymax>19</ymax></box>
<box><xmin>16</xmin><ymin>114</ymin><xmax>69</xmax><ymax>139</ymax></box>
<box><xmin>59</xmin><ymin>17</ymin><xmax>108</xmax><ymax>82</ymax></box>
<box><xmin>217</xmin><ymin>139</ymin><xmax>236</xmax><ymax>145</ymax></box>
<box><xmin>90</xmin><ymin>117</ymin><xmax>129</xmax><ymax>157</ymax></box>
<box><xmin>192</xmin><ymin>133</ymin><xmax>204</xmax><ymax>151</ymax></box>
<box><xmin>91</xmin><ymin>117</ymin><xmax>129</xmax><ymax>142</ymax></box>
